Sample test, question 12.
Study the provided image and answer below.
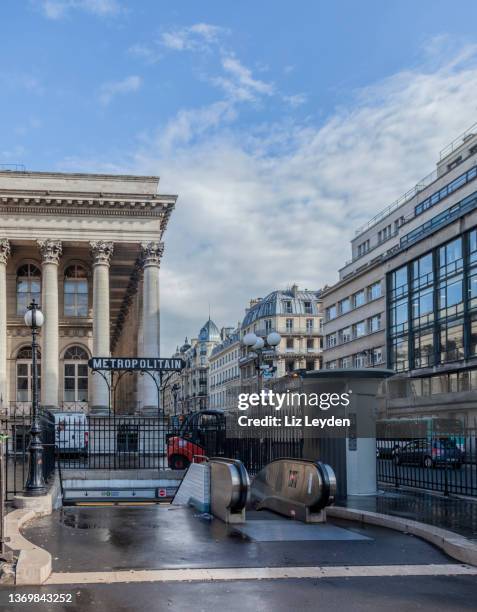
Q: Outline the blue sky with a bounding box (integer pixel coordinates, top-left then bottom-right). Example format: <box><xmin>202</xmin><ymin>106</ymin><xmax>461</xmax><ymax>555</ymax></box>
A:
<box><xmin>3</xmin><ymin>1</ymin><xmax>477</xmax><ymax>352</ymax></box>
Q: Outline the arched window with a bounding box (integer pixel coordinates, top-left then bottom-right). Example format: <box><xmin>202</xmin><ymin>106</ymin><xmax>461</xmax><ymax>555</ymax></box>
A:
<box><xmin>17</xmin><ymin>264</ymin><xmax>41</xmax><ymax>315</ymax></box>
<box><xmin>63</xmin><ymin>346</ymin><xmax>89</xmax><ymax>404</ymax></box>
<box><xmin>64</xmin><ymin>265</ymin><xmax>88</xmax><ymax>317</ymax></box>
<box><xmin>16</xmin><ymin>347</ymin><xmax>41</xmax><ymax>404</ymax></box>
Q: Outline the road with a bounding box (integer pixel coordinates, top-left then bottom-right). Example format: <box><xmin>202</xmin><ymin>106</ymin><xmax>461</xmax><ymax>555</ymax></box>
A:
<box><xmin>0</xmin><ymin>505</ymin><xmax>474</xmax><ymax>612</ymax></box>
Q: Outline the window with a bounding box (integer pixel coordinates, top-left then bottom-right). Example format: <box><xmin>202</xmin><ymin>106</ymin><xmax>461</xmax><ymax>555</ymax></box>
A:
<box><xmin>440</xmin><ymin>322</ymin><xmax>464</xmax><ymax>363</ymax></box>
<box><xmin>470</xmin><ymin>229</ymin><xmax>477</xmax><ymax>266</ymax></box>
<box><xmin>412</xmin><ymin>288</ymin><xmax>434</xmax><ymax>326</ymax></box>
<box><xmin>286</xmin><ymin>338</ymin><xmax>294</xmax><ymax>351</ymax></box>
<box><xmin>306</xmin><ymin>318</ymin><xmax>313</xmax><ymax>332</ymax></box>
<box><xmin>470</xmin><ymin>319</ymin><xmax>477</xmax><ymax>357</ymax></box>
<box><xmin>64</xmin><ymin>264</ymin><xmax>88</xmax><ymax>317</ymax></box>
<box><xmin>327</xmin><ymin>360</ymin><xmax>338</xmax><ymax>370</ymax></box>
<box><xmin>372</xmin><ymin>348</ymin><xmax>383</xmax><ymax>365</ymax></box>
<box><xmin>357</xmin><ymin>240</ymin><xmax>370</xmax><ymax>257</ymax></box>
<box><xmin>438</xmin><ymin>275</ymin><xmax>463</xmax><ymax>317</ymax></box>
<box><xmin>326</xmin><ymin>305</ymin><xmax>337</xmax><ymax>320</ymax></box>
<box><xmin>369</xmin><ymin>282</ymin><xmax>381</xmax><ymax>300</ymax></box>
<box><xmin>415</xmin><ymin>165</ymin><xmax>477</xmax><ymax>216</ymax></box>
<box><xmin>353</xmin><ymin>290</ymin><xmax>365</xmax><ymax>308</ymax></box>
<box><xmin>354</xmin><ymin>353</ymin><xmax>365</xmax><ymax>368</ymax></box>
<box><xmin>390</xmin><ymin>297</ymin><xmax>408</xmax><ymax>333</ymax></box>
<box><xmin>413</xmin><ymin>330</ymin><xmax>434</xmax><ymax>368</ymax></box>
<box><xmin>265</xmin><ymin>319</ymin><xmax>272</xmax><ymax>332</ymax></box>
<box><xmin>339</xmin><ymin>297</ymin><xmax>351</xmax><ymax>314</ymax></box>
<box><xmin>327</xmin><ymin>333</ymin><xmax>337</xmax><ymax>348</ymax></box>
<box><xmin>305</xmin><ymin>360</ymin><xmax>315</xmax><ymax>371</ymax></box>
<box><xmin>341</xmin><ymin>356</ymin><xmax>352</xmax><ymax>368</ymax></box>
<box><xmin>304</xmin><ymin>301</ymin><xmax>312</xmax><ymax>314</ymax></box>
<box><xmin>439</xmin><ymin>238</ymin><xmax>462</xmax><ymax>277</ymax></box>
<box><xmin>412</xmin><ymin>253</ymin><xmax>433</xmax><ymax>289</ymax></box>
<box><xmin>390</xmin><ymin>336</ymin><xmax>409</xmax><ymax>372</ymax></box>
<box><xmin>369</xmin><ymin>314</ymin><xmax>381</xmax><ymax>333</ymax></box>
<box><xmin>16</xmin><ymin>347</ymin><xmax>41</xmax><ymax>403</ymax></box>
<box><xmin>64</xmin><ymin>346</ymin><xmax>89</xmax><ymax>404</ymax></box>
<box><xmin>284</xmin><ymin>300</ymin><xmax>293</xmax><ymax>314</ymax></box>
<box><xmin>378</xmin><ymin>225</ymin><xmax>392</xmax><ymax>243</ymax></box>
<box><xmin>306</xmin><ymin>338</ymin><xmax>314</xmax><ymax>351</ymax></box>
<box><xmin>16</xmin><ymin>264</ymin><xmax>41</xmax><ymax>315</ymax></box>
<box><xmin>354</xmin><ymin>321</ymin><xmax>366</xmax><ymax>338</ymax></box>
<box><xmin>390</xmin><ymin>266</ymin><xmax>408</xmax><ymax>298</ymax></box>
<box><xmin>340</xmin><ymin>326</ymin><xmax>351</xmax><ymax>343</ymax></box>
<box><xmin>286</xmin><ymin>318</ymin><xmax>293</xmax><ymax>332</ymax></box>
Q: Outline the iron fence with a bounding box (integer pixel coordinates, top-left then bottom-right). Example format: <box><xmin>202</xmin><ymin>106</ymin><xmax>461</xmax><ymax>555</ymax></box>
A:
<box><xmin>1</xmin><ymin>407</ymin><xmax>56</xmax><ymax>500</ymax></box>
<box><xmin>224</xmin><ymin>436</ymin><xmax>304</xmax><ymax>476</ymax></box>
<box><xmin>377</xmin><ymin>432</ymin><xmax>477</xmax><ymax>497</ymax></box>
<box><xmin>55</xmin><ymin>414</ymin><xmax>171</xmax><ymax>470</ymax></box>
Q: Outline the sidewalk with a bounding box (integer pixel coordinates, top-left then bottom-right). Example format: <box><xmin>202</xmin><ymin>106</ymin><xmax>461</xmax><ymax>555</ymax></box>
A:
<box><xmin>340</xmin><ymin>486</ymin><xmax>477</xmax><ymax>540</ymax></box>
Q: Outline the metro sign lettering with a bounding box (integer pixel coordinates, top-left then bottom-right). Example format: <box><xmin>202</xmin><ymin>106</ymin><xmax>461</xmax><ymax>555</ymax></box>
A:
<box><xmin>88</xmin><ymin>357</ymin><xmax>184</xmax><ymax>371</ymax></box>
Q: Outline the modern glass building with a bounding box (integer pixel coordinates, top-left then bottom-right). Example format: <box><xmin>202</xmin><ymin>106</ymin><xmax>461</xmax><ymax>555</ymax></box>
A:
<box><xmin>388</xmin><ymin>224</ymin><xmax>477</xmax><ymax>373</ymax></box>
<box><xmin>322</xmin><ymin>123</ymin><xmax>477</xmax><ymax>424</ymax></box>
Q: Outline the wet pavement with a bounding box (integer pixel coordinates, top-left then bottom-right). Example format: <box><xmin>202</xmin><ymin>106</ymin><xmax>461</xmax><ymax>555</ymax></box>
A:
<box><xmin>341</xmin><ymin>486</ymin><xmax>477</xmax><ymax>539</ymax></box>
<box><xmin>1</xmin><ymin>575</ymin><xmax>477</xmax><ymax>612</ymax></box>
<box><xmin>23</xmin><ymin>505</ymin><xmax>457</xmax><ymax>573</ymax></box>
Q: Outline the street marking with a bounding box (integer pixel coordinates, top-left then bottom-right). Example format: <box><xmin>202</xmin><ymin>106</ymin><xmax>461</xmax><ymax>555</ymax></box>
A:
<box><xmin>45</xmin><ymin>564</ymin><xmax>477</xmax><ymax>585</ymax></box>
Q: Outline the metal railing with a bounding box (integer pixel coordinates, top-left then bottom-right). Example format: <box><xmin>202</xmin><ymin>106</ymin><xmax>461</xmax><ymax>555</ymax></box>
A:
<box><xmin>2</xmin><ymin>407</ymin><xmax>55</xmax><ymax>500</ymax></box>
<box><xmin>377</xmin><ymin>432</ymin><xmax>477</xmax><ymax>497</ymax></box>
<box><xmin>56</xmin><ymin>414</ymin><xmax>171</xmax><ymax>470</ymax></box>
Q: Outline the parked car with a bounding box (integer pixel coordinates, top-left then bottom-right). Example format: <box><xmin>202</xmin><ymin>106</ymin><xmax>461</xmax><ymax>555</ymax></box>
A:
<box><xmin>376</xmin><ymin>440</ymin><xmax>405</xmax><ymax>459</ymax></box>
<box><xmin>166</xmin><ymin>410</ymin><xmax>225</xmax><ymax>470</ymax></box>
<box><xmin>393</xmin><ymin>438</ymin><xmax>464</xmax><ymax>469</ymax></box>
<box><xmin>54</xmin><ymin>411</ymin><xmax>88</xmax><ymax>456</ymax></box>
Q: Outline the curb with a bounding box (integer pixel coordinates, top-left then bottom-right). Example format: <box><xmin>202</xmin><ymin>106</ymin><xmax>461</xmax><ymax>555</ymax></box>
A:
<box><xmin>5</xmin><ymin>475</ymin><xmax>61</xmax><ymax>585</ymax></box>
<box><xmin>5</xmin><ymin>509</ymin><xmax>52</xmax><ymax>585</ymax></box>
<box><xmin>327</xmin><ymin>506</ymin><xmax>477</xmax><ymax>566</ymax></box>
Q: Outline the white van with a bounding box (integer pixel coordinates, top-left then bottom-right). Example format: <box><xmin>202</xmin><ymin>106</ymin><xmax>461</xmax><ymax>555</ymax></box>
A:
<box><xmin>54</xmin><ymin>412</ymin><xmax>88</xmax><ymax>456</ymax></box>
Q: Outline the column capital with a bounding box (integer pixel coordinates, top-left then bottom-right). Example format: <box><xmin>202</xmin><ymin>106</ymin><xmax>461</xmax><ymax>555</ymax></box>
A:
<box><xmin>90</xmin><ymin>241</ymin><xmax>114</xmax><ymax>266</ymax></box>
<box><xmin>141</xmin><ymin>241</ymin><xmax>164</xmax><ymax>267</ymax></box>
<box><xmin>0</xmin><ymin>239</ymin><xmax>11</xmax><ymax>264</ymax></box>
<box><xmin>38</xmin><ymin>239</ymin><xmax>62</xmax><ymax>265</ymax></box>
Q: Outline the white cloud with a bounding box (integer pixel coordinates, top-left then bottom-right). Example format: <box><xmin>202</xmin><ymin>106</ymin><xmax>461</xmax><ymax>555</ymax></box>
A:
<box><xmin>160</xmin><ymin>23</ymin><xmax>226</xmax><ymax>52</ymax></box>
<box><xmin>98</xmin><ymin>75</ymin><xmax>142</xmax><ymax>106</ymax></box>
<box><xmin>37</xmin><ymin>0</ymin><xmax>121</xmax><ymax>19</ymax></box>
<box><xmin>60</xmin><ymin>40</ymin><xmax>477</xmax><ymax>354</ymax></box>
<box><xmin>282</xmin><ymin>93</ymin><xmax>307</xmax><ymax>108</ymax></box>
<box><xmin>211</xmin><ymin>55</ymin><xmax>274</xmax><ymax>103</ymax></box>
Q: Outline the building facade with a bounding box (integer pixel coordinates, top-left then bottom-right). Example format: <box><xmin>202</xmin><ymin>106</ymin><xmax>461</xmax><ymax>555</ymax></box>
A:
<box><xmin>240</xmin><ymin>285</ymin><xmax>323</xmax><ymax>383</ymax></box>
<box><xmin>167</xmin><ymin>319</ymin><xmax>222</xmax><ymax>414</ymax></box>
<box><xmin>0</xmin><ymin>170</ymin><xmax>176</xmax><ymax>415</ymax></box>
<box><xmin>209</xmin><ymin>329</ymin><xmax>241</xmax><ymax>412</ymax></box>
<box><xmin>322</xmin><ymin>123</ymin><xmax>477</xmax><ymax>425</ymax></box>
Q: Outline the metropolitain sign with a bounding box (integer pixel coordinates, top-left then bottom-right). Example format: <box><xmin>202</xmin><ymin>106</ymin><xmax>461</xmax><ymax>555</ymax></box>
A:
<box><xmin>88</xmin><ymin>357</ymin><xmax>184</xmax><ymax>371</ymax></box>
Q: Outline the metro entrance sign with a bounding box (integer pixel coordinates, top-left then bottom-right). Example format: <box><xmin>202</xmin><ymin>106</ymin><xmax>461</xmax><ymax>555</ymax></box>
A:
<box><xmin>88</xmin><ymin>357</ymin><xmax>184</xmax><ymax>371</ymax></box>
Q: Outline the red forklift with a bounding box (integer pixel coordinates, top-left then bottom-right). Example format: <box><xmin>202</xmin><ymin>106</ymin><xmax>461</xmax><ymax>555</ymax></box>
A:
<box><xmin>167</xmin><ymin>410</ymin><xmax>226</xmax><ymax>469</ymax></box>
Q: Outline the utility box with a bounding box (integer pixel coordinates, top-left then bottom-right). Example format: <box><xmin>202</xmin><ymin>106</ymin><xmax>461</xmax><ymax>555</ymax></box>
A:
<box><xmin>299</xmin><ymin>369</ymin><xmax>394</xmax><ymax>499</ymax></box>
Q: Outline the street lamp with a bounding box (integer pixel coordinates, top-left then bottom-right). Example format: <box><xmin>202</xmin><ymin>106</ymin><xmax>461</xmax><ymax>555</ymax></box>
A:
<box><xmin>23</xmin><ymin>300</ymin><xmax>47</xmax><ymax>497</ymax></box>
<box><xmin>242</xmin><ymin>331</ymin><xmax>281</xmax><ymax>390</ymax></box>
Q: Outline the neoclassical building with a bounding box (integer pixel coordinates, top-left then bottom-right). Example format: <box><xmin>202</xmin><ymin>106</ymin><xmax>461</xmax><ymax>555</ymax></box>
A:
<box><xmin>0</xmin><ymin>170</ymin><xmax>176</xmax><ymax>415</ymax></box>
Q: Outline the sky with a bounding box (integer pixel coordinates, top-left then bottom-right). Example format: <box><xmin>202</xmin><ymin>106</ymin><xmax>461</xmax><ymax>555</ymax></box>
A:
<box><xmin>2</xmin><ymin>1</ymin><xmax>477</xmax><ymax>354</ymax></box>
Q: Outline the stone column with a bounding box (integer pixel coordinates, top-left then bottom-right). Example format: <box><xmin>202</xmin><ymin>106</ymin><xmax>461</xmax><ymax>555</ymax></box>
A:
<box><xmin>140</xmin><ymin>242</ymin><xmax>164</xmax><ymax>414</ymax></box>
<box><xmin>0</xmin><ymin>240</ymin><xmax>10</xmax><ymax>411</ymax></box>
<box><xmin>90</xmin><ymin>241</ymin><xmax>114</xmax><ymax>414</ymax></box>
<box><xmin>38</xmin><ymin>240</ymin><xmax>62</xmax><ymax>409</ymax></box>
